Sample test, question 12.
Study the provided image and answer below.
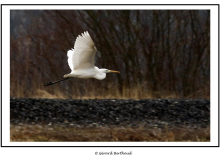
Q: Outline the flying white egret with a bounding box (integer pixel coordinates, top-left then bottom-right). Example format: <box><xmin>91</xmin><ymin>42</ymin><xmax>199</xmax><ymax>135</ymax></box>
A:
<box><xmin>44</xmin><ymin>31</ymin><xmax>120</xmax><ymax>86</ymax></box>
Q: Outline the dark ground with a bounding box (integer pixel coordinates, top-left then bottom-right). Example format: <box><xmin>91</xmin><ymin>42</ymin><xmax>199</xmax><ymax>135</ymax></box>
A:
<box><xmin>10</xmin><ymin>98</ymin><xmax>210</xmax><ymax>141</ymax></box>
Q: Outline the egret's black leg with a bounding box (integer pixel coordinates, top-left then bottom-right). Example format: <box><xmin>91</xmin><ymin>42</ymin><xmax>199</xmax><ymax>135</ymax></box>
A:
<box><xmin>44</xmin><ymin>77</ymin><xmax>70</xmax><ymax>86</ymax></box>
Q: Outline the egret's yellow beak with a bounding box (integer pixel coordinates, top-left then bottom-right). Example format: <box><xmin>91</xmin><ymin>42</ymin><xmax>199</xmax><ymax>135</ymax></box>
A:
<box><xmin>109</xmin><ymin>70</ymin><xmax>120</xmax><ymax>73</ymax></box>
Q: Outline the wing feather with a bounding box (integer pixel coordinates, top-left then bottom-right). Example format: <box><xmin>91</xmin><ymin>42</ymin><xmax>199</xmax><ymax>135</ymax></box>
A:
<box><xmin>68</xmin><ymin>31</ymin><xmax>97</xmax><ymax>70</ymax></box>
<box><xmin>67</xmin><ymin>49</ymin><xmax>74</xmax><ymax>71</ymax></box>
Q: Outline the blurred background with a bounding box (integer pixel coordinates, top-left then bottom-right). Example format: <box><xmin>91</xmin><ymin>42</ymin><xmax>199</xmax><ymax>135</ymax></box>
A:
<box><xmin>10</xmin><ymin>10</ymin><xmax>210</xmax><ymax>99</ymax></box>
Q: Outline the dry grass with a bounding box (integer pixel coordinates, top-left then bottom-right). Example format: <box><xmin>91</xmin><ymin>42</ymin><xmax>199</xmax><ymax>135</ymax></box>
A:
<box><xmin>15</xmin><ymin>89</ymin><xmax>207</xmax><ymax>100</ymax></box>
<box><xmin>11</xmin><ymin>80</ymin><xmax>210</xmax><ymax>99</ymax></box>
<box><xmin>10</xmin><ymin>124</ymin><xmax>210</xmax><ymax>142</ymax></box>
<box><xmin>13</xmin><ymin>88</ymin><xmax>160</xmax><ymax>100</ymax></box>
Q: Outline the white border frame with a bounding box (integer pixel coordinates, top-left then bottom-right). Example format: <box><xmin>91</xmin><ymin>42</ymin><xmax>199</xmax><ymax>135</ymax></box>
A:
<box><xmin>2</xmin><ymin>4</ymin><xmax>219</xmax><ymax>147</ymax></box>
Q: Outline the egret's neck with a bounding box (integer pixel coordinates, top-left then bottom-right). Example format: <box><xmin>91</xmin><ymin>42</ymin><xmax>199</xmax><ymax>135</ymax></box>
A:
<box><xmin>94</xmin><ymin>67</ymin><xmax>106</xmax><ymax>80</ymax></box>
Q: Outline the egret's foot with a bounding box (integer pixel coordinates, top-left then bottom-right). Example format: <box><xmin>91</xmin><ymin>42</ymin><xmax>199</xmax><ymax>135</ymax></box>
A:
<box><xmin>44</xmin><ymin>81</ymin><xmax>54</xmax><ymax>86</ymax></box>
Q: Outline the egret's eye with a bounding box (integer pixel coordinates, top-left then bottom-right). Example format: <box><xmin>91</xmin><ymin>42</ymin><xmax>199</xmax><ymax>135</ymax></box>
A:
<box><xmin>106</xmin><ymin>70</ymin><xmax>108</xmax><ymax>72</ymax></box>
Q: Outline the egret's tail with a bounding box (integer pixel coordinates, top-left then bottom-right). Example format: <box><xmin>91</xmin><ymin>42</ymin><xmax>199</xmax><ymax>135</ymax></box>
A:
<box><xmin>63</xmin><ymin>74</ymin><xmax>71</xmax><ymax>78</ymax></box>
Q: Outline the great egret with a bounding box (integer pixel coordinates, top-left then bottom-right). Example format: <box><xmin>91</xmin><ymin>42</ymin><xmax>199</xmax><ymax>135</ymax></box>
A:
<box><xmin>44</xmin><ymin>31</ymin><xmax>120</xmax><ymax>86</ymax></box>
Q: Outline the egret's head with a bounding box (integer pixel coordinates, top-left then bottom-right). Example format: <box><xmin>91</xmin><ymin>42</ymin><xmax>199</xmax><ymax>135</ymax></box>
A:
<box><xmin>95</xmin><ymin>68</ymin><xmax>120</xmax><ymax>80</ymax></box>
<box><xmin>103</xmin><ymin>69</ymin><xmax>120</xmax><ymax>74</ymax></box>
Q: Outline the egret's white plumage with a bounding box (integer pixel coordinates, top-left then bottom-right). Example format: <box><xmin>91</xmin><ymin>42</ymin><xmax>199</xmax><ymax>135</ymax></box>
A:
<box><xmin>44</xmin><ymin>31</ymin><xmax>119</xmax><ymax>86</ymax></box>
<box><xmin>64</xmin><ymin>31</ymin><xmax>119</xmax><ymax>80</ymax></box>
<box><xmin>70</xmin><ymin>31</ymin><xmax>96</xmax><ymax>70</ymax></box>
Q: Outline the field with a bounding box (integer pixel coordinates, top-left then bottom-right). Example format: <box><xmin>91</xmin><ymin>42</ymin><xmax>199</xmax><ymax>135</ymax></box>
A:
<box><xmin>10</xmin><ymin>124</ymin><xmax>210</xmax><ymax>142</ymax></box>
<box><xmin>10</xmin><ymin>98</ymin><xmax>210</xmax><ymax>142</ymax></box>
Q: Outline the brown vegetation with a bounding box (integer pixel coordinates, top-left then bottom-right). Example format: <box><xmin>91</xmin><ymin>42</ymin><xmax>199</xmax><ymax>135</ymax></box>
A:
<box><xmin>10</xmin><ymin>124</ymin><xmax>210</xmax><ymax>142</ymax></box>
<box><xmin>10</xmin><ymin>10</ymin><xmax>210</xmax><ymax>99</ymax></box>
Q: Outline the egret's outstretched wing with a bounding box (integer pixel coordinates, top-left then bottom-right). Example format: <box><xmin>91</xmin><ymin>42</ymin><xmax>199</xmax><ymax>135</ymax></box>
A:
<box><xmin>70</xmin><ymin>31</ymin><xmax>97</xmax><ymax>70</ymax></box>
<box><xmin>67</xmin><ymin>49</ymin><xmax>74</xmax><ymax>71</ymax></box>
